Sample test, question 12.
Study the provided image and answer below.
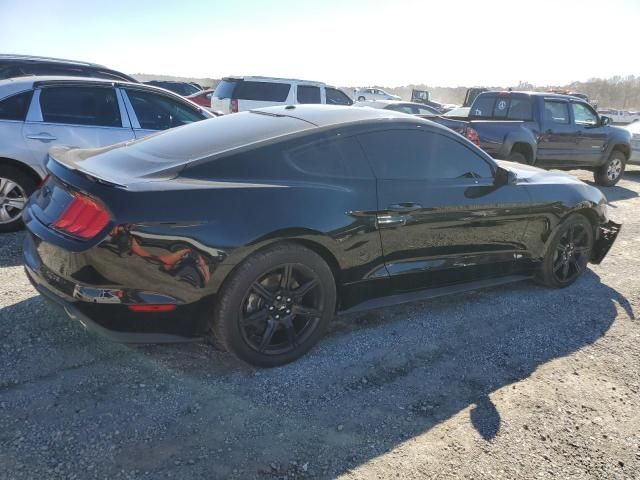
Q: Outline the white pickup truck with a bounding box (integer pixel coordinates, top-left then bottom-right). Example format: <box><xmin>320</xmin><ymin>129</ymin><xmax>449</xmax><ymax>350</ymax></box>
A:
<box><xmin>597</xmin><ymin>109</ymin><xmax>640</xmax><ymax>125</ymax></box>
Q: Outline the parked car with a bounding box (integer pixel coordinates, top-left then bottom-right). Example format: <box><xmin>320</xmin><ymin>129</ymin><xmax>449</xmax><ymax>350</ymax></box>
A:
<box><xmin>211</xmin><ymin>77</ymin><xmax>353</xmax><ymax>113</ymax></box>
<box><xmin>624</xmin><ymin>120</ymin><xmax>640</xmax><ymax>164</ymax></box>
<box><xmin>354</xmin><ymin>87</ymin><xmax>400</xmax><ymax>102</ymax></box>
<box><xmin>432</xmin><ymin>91</ymin><xmax>632</xmax><ymax>186</ymax></box>
<box><xmin>143</xmin><ymin>80</ymin><xmax>201</xmax><ymax>97</ymax></box>
<box><xmin>597</xmin><ymin>109</ymin><xmax>640</xmax><ymax>125</ymax></box>
<box><xmin>0</xmin><ymin>54</ymin><xmax>137</xmax><ymax>82</ymax></box>
<box><xmin>23</xmin><ymin>105</ymin><xmax>619</xmax><ymax>367</ymax></box>
<box><xmin>355</xmin><ymin>100</ymin><xmax>440</xmax><ymax>115</ymax></box>
<box><xmin>186</xmin><ymin>88</ymin><xmax>216</xmax><ymax>109</ymax></box>
<box><xmin>0</xmin><ymin>76</ymin><xmax>214</xmax><ymax>231</ymax></box>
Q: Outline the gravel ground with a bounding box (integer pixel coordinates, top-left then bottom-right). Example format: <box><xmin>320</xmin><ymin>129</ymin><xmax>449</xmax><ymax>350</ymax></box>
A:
<box><xmin>1</xmin><ymin>168</ymin><xmax>639</xmax><ymax>480</ymax></box>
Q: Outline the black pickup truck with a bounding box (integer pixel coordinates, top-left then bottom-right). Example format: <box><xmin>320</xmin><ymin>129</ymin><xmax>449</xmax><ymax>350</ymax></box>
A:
<box><xmin>432</xmin><ymin>91</ymin><xmax>632</xmax><ymax>186</ymax></box>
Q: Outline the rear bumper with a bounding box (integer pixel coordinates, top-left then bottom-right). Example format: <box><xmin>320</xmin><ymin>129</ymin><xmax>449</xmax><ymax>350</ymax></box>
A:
<box><xmin>591</xmin><ymin>221</ymin><xmax>621</xmax><ymax>264</ymax></box>
<box><xmin>27</xmin><ymin>268</ymin><xmax>201</xmax><ymax>344</ymax></box>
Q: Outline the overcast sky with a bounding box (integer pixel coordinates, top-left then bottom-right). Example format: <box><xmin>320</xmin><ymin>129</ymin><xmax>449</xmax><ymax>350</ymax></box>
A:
<box><xmin>1</xmin><ymin>0</ymin><xmax>639</xmax><ymax>87</ymax></box>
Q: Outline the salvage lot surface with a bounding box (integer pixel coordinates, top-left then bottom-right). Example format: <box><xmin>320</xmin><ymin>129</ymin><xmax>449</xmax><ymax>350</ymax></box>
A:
<box><xmin>1</xmin><ymin>169</ymin><xmax>639</xmax><ymax>480</ymax></box>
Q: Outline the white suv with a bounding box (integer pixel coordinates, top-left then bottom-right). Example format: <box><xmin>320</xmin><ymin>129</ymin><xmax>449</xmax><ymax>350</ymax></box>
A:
<box><xmin>211</xmin><ymin>76</ymin><xmax>353</xmax><ymax>113</ymax></box>
<box><xmin>354</xmin><ymin>88</ymin><xmax>401</xmax><ymax>102</ymax></box>
<box><xmin>0</xmin><ymin>76</ymin><xmax>213</xmax><ymax>231</ymax></box>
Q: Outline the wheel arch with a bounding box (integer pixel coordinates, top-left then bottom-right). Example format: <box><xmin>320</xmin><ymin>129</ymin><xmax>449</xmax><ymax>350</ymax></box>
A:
<box><xmin>501</xmin><ymin>131</ymin><xmax>537</xmax><ymax>163</ymax></box>
<box><xmin>213</xmin><ymin>235</ymin><xmax>344</xmax><ymax>308</ymax></box>
<box><xmin>510</xmin><ymin>142</ymin><xmax>534</xmax><ymax>164</ymax></box>
<box><xmin>610</xmin><ymin>143</ymin><xmax>630</xmax><ymax>160</ymax></box>
<box><xmin>0</xmin><ymin>157</ymin><xmax>44</xmax><ymax>186</ymax></box>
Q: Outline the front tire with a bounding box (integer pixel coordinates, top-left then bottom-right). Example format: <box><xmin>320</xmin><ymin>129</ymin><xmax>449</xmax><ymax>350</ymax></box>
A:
<box><xmin>357</xmin><ymin>96</ymin><xmax>366</xmax><ymax>102</ymax></box>
<box><xmin>536</xmin><ymin>214</ymin><xmax>594</xmax><ymax>288</ymax></box>
<box><xmin>0</xmin><ymin>165</ymin><xmax>37</xmax><ymax>233</ymax></box>
<box><xmin>594</xmin><ymin>151</ymin><xmax>626</xmax><ymax>186</ymax></box>
<box><xmin>212</xmin><ymin>243</ymin><xmax>336</xmax><ymax>367</ymax></box>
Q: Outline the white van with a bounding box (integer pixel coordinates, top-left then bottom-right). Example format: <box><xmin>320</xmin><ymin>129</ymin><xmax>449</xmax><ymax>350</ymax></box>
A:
<box><xmin>211</xmin><ymin>76</ymin><xmax>353</xmax><ymax>113</ymax></box>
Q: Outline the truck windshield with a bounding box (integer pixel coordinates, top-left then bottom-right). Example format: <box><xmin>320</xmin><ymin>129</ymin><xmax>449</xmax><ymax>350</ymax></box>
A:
<box><xmin>470</xmin><ymin>94</ymin><xmax>533</xmax><ymax>121</ymax></box>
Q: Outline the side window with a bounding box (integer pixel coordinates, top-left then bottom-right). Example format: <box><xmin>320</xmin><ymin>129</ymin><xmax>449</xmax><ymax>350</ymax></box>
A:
<box><xmin>0</xmin><ymin>91</ymin><xmax>34</xmax><ymax>121</ymax></box>
<box><xmin>358</xmin><ymin>129</ymin><xmax>493</xmax><ymax>180</ymax></box>
<box><xmin>507</xmin><ymin>98</ymin><xmax>533</xmax><ymax>120</ymax></box>
<box><xmin>417</xmin><ymin>106</ymin><xmax>436</xmax><ymax>116</ymax></box>
<box><xmin>234</xmin><ymin>81</ymin><xmax>291</xmax><ymax>102</ymax></box>
<box><xmin>325</xmin><ymin>88</ymin><xmax>353</xmax><ymax>105</ymax></box>
<box><xmin>572</xmin><ymin>103</ymin><xmax>598</xmax><ymax>126</ymax></box>
<box><xmin>39</xmin><ymin>86</ymin><xmax>121</xmax><ymax>127</ymax></box>
<box><xmin>126</xmin><ymin>89</ymin><xmax>205</xmax><ymax>130</ymax></box>
<box><xmin>543</xmin><ymin>100</ymin><xmax>570</xmax><ymax>124</ymax></box>
<box><xmin>285</xmin><ymin>135</ymin><xmax>372</xmax><ymax>178</ymax></box>
<box><xmin>297</xmin><ymin>85</ymin><xmax>321</xmax><ymax>104</ymax></box>
<box><xmin>386</xmin><ymin>104</ymin><xmax>415</xmax><ymax>114</ymax></box>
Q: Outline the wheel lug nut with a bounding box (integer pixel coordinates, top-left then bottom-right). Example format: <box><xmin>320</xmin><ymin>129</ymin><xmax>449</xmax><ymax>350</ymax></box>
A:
<box><xmin>275</xmin><ymin>315</ymin><xmax>280</xmax><ymax>319</ymax></box>
<box><xmin>287</xmin><ymin>297</ymin><xmax>292</xmax><ymax>302</ymax></box>
<box><xmin>269</xmin><ymin>306</ymin><xmax>274</xmax><ymax>311</ymax></box>
<box><xmin>276</xmin><ymin>295</ymin><xmax>282</xmax><ymax>300</ymax></box>
<box><xmin>286</xmin><ymin>309</ymin><xmax>291</xmax><ymax>314</ymax></box>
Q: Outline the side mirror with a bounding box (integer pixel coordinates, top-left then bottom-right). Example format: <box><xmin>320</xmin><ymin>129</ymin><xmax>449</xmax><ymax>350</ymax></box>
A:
<box><xmin>600</xmin><ymin>116</ymin><xmax>611</xmax><ymax>126</ymax></box>
<box><xmin>494</xmin><ymin>166</ymin><xmax>516</xmax><ymax>186</ymax></box>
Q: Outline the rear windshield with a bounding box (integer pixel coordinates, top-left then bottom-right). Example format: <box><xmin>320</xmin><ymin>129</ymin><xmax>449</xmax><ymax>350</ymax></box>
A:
<box><xmin>214</xmin><ymin>79</ymin><xmax>291</xmax><ymax>102</ymax></box>
<box><xmin>470</xmin><ymin>94</ymin><xmax>533</xmax><ymax>121</ymax></box>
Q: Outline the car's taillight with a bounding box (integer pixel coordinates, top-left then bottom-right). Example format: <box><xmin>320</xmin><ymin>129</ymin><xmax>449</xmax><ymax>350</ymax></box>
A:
<box><xmin>52</xmin><ymin>193</ymin><xmax>110</xmax><ymax>240</ymax></box>
<box><xmin>230</xmin><ymin>98</ymin><xmax>238</xmax><ymax>113</ymax></box>
<box><xmin>465</xmin><ymin>127</ymin><xmax>481</xmax><ymax>146</ymax></box>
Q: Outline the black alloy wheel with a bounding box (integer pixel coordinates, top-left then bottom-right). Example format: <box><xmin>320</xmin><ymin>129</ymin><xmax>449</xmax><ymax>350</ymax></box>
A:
<box><xmin>212</xmin><ymin>243</ymin><xmax>336</xmax><ymax>367</ymax></box>
<box><xmin>537</xmin><ymin>214</ymin><xmax>594</xmax><ymax>288</ymax></box>
<box><xmin>240</xmin><ymin>263</ymin><xmax>324</xmax><ymax>355</ymax></box>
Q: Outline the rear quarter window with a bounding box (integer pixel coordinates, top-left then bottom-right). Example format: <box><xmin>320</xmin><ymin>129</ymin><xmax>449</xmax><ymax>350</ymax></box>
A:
<box><xmin>0</xmin><ymin>90</ymin><xmax>33</xmax><ymax>121</ymax></box>
<box><xmin>184</xmin><ymin>133</ymin><xmax>373</xmax><ymax>181</ymax></box>
<box><xmin>233</xmin><ymin>81</ymin><xmax>291</xmax><ymax>102</ymax></box>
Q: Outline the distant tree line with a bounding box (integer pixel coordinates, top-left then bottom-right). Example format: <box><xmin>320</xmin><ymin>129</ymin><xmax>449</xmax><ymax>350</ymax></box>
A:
<box><xmin>377</xmin><ymin>76</ymin><xmax>640</xmax><ymax>110</ymax></box>
<box><xmin>133</xmin><ymin>72</ymin><xmax>640</xmax><ymax>110</ymax></box>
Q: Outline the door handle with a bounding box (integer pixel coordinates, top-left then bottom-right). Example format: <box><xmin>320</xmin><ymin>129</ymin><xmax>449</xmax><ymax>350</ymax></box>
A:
<box><xmin>26</xmin><ymin>133</ymin><xmax>57</xmax><ymax>142</ymax></box>
<box><xmin>388</xmin><ymin>202</ymin><xmax>422</xmax><ymax>212</ymax></box>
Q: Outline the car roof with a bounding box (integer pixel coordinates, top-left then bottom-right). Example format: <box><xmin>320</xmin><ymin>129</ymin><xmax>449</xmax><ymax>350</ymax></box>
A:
<box><xmin>480</xmin><ymin>90</ymin><xmax>588</xmax><ymax>101</ymax></box>
<box><xmin>222</xmin><ymin>76</ymin><xmax>326</xmax><ymax>86</ymax></box>
<box><xmin>61</xmin><ymin>105</ymin><xmax>440</xmax><ymax>185</ymax></box>
<box><xmin>254</xmin><ymin>104</ymin><xmax>420</xmax><ymax>127</ymax></box>
<box><xmin>0</xmin><ymin>76</ymin><xmax>204</xmax><ymax>102</ymax></box>
<box><xmin>0</xmin><ymin>53</ymin><xmax>107</xmax><ymax>68</ymax></box>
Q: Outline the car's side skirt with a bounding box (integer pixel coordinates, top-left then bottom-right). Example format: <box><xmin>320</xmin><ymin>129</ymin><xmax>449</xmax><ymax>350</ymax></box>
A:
<box><xmin>339</xmin><ymin>274</ymin><xmax>532</xmax><ymax>315</ymax></box>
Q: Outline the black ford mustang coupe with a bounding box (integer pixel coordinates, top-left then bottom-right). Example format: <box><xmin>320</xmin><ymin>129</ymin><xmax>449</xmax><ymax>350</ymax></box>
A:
<box><xmin>23</xmin><ymin>105</ymin><xmax>620</xmax><ymax>366</ymax></box>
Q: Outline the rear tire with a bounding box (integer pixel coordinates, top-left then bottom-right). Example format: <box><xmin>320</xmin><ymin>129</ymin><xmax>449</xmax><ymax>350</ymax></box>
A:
<box><xmin>536</xmin><ymin>214</ymin><xmax>594</xmax><ymax>288</ymax></box>
<box><xmin>507</xmin><ymin>151</ymin><xmax>527</xmax><ymax>164</ymax></box>
<box><xmin>0</xmin><ymin>165</ymin><xmax>38</xmax><ymax>233</ymax></box>
<box><xmin>594</xmin><ymin>151</ymin><xmax>626</xmax><ymax>186</ymax></box>
<box><xmin>212</xmin><ymin>243</ymin><xmax>336</xmax><ymax>367</ymax></box>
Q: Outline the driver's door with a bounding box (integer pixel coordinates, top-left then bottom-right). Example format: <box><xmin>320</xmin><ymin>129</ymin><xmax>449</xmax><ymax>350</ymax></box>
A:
<box><xmin>120</xmin><ymin>88</ymin><xmax>207</xmax><ymax>139</ymax></box>
<box><xmin>358</xmin><ymin>127</ymin><xmax>532</xmax><ymax>292</ymax></box>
